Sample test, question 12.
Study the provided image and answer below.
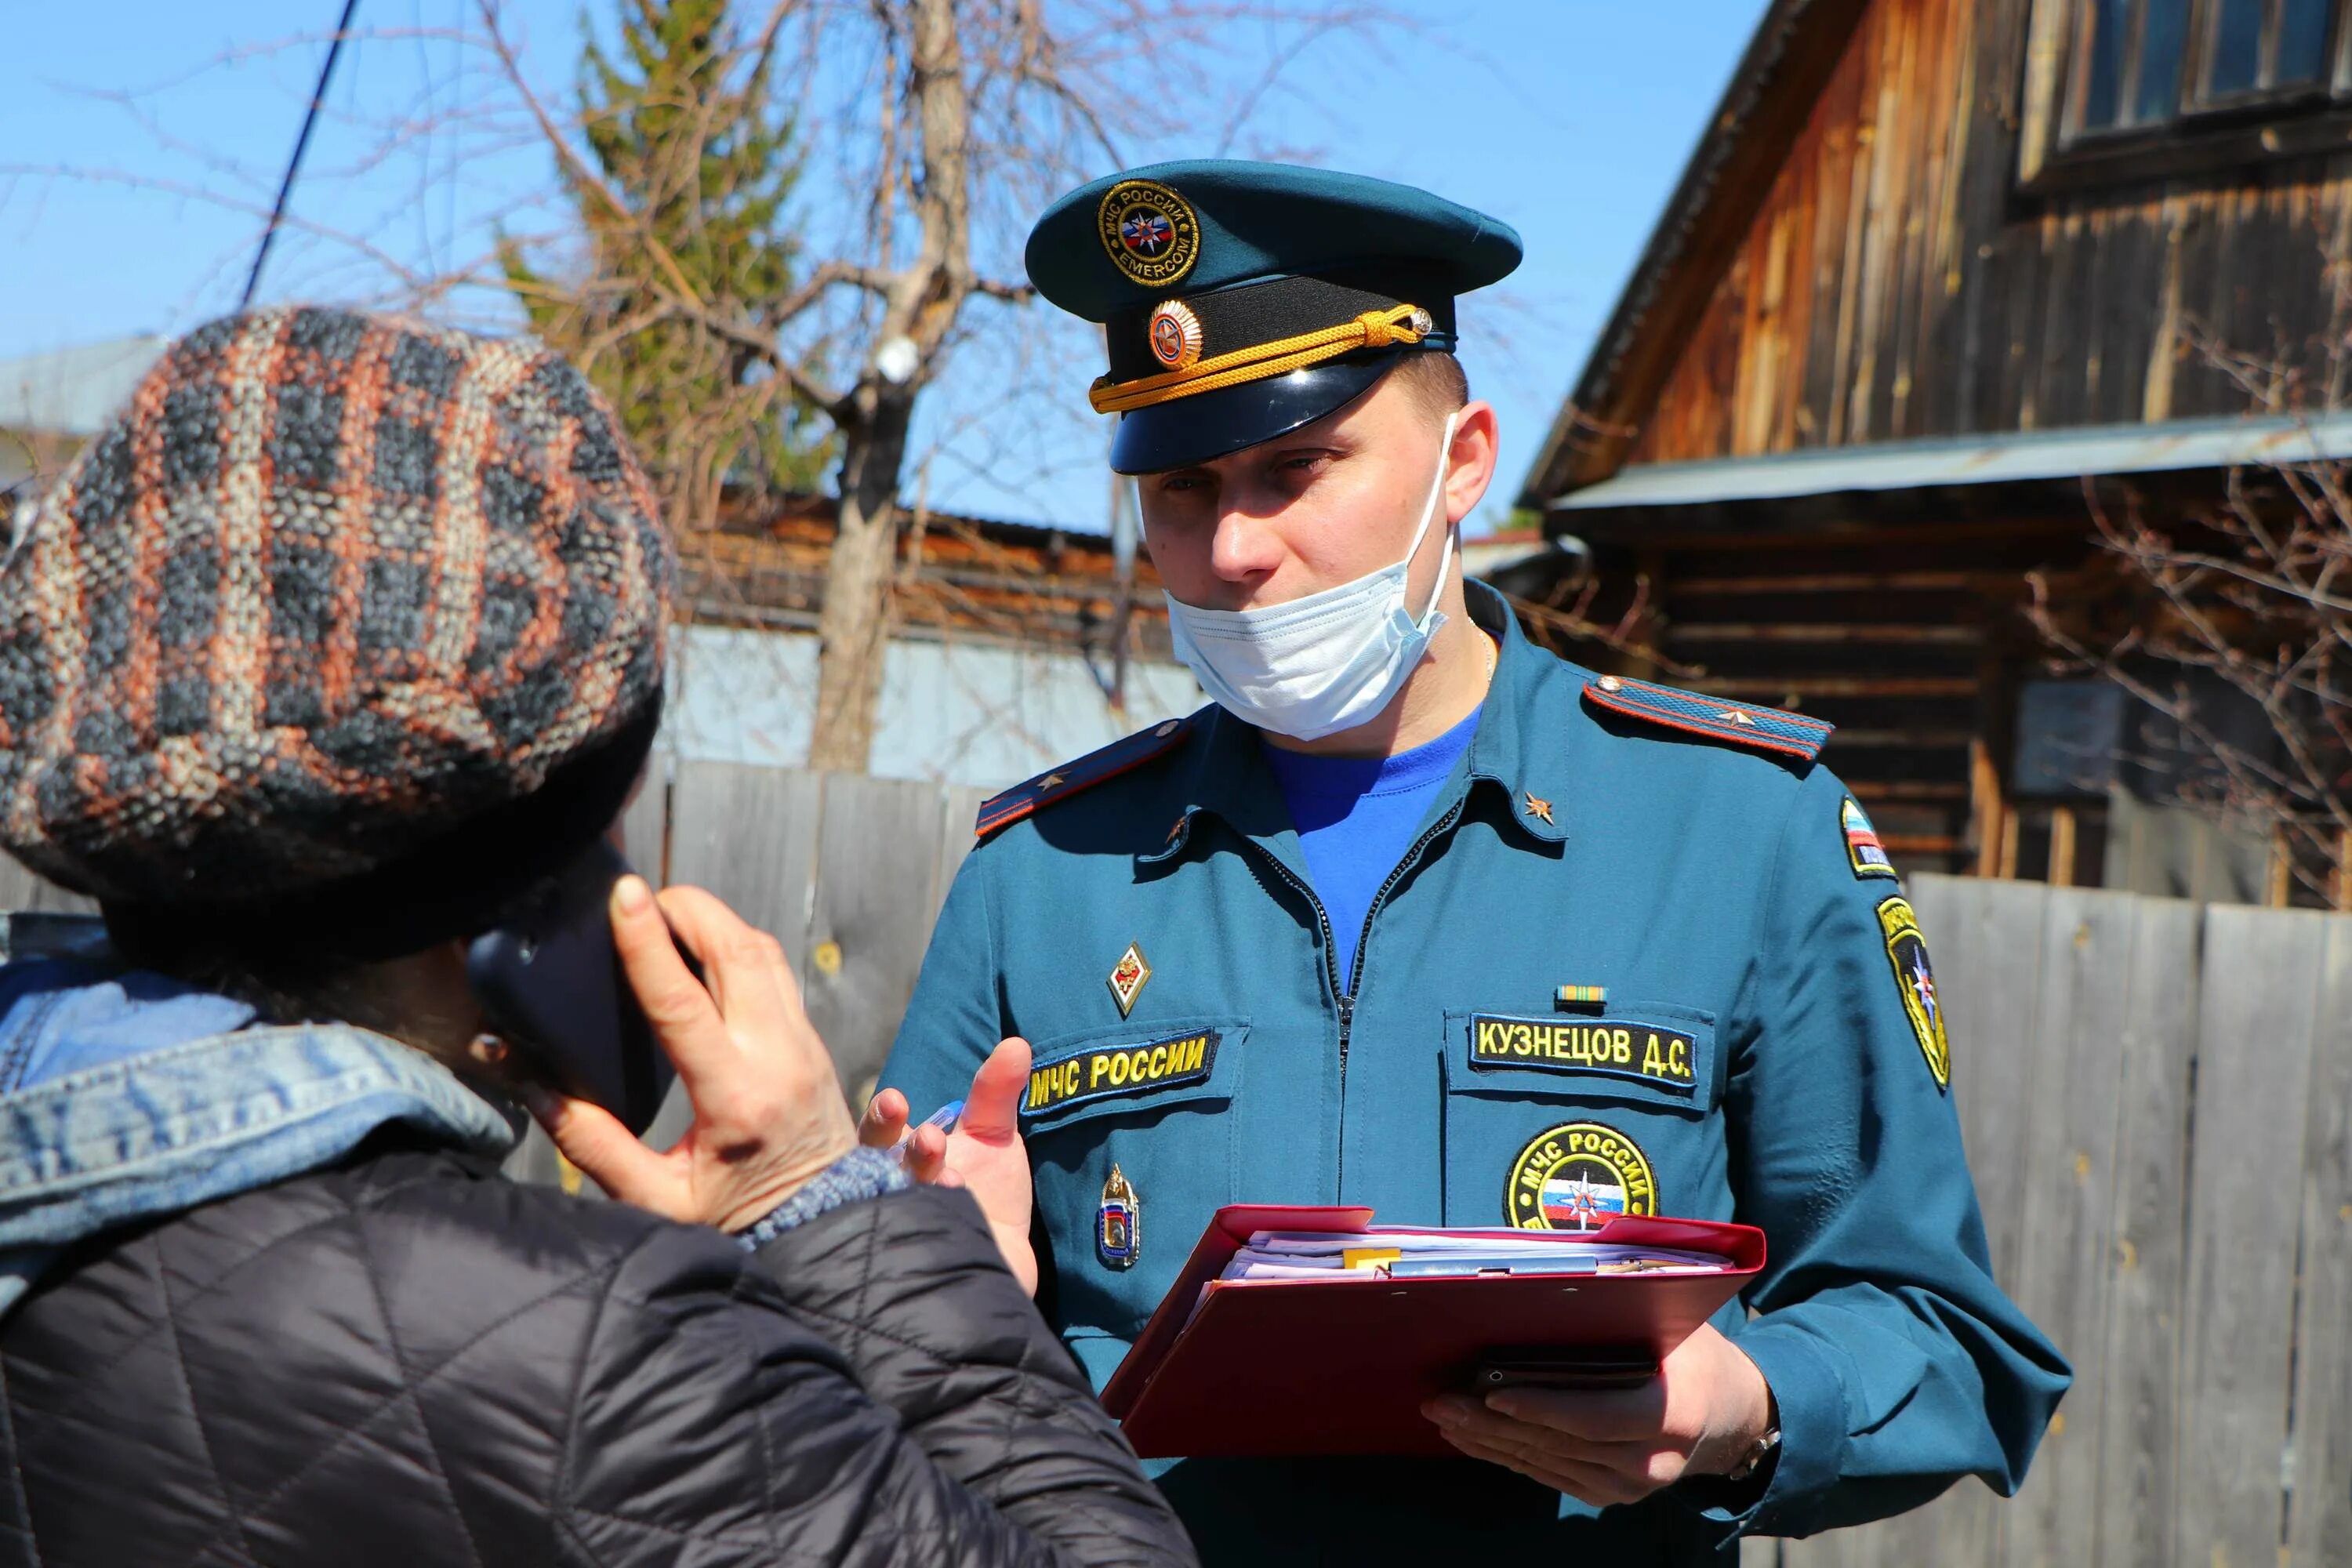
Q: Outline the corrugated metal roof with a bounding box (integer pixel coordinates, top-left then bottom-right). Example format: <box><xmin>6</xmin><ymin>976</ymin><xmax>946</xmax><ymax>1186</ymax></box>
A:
<box><xmin>1548</xmin><ymin>412</ymin><xmax>2352</xmax><ymax>511</ymax></box>
<box><xmin>0</xmin><ymin>336</ymin><xmax>169</xmax><ymax>437</ymax></box>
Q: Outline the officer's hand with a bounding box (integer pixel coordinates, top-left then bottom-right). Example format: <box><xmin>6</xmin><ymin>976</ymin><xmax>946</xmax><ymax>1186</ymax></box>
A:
<box><xmin>527</xmin><ymin>879</ymin><xmax>857</xmax><ymax>1235</ymax></box>
<box><xmin>1420</xmin><ymin>1323</ymin><xmax>1774</xmax><ymax>1506</ymax></box>
<box><xmin>858</xmin><ymin>1040</ymin><xmax>1039</xmax><ymax>1295</ymax></box>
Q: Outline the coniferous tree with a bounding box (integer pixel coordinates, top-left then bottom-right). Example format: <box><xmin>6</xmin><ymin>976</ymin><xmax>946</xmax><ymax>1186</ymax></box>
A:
<box><xmin>503</xmin><ymin>0</ymin><xmax>826</xmax><ymax>534</ymax></box>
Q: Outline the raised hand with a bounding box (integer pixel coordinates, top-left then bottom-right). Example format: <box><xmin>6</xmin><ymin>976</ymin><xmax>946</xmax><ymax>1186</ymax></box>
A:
<box><xmin>529</xmin><ymin>877</ymin><xmax>857</xmax><ymax>1235</ymax></box>
<box><xmin>861</xmin><ymin>1038</ymin><xmax>1038</xmax><ymax>1294</ymax></box>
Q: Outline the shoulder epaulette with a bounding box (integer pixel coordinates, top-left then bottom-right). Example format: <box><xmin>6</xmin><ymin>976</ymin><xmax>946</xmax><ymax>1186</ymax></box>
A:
<box><xmin>975</xmin><ymin>717</ymin><xmax>1193</xmax><ymax>838</ymax></box>
<box><xmin>1582</xmin><ymin>674</ymin><xmax>1834</xmax><ymax>763</ymax></box>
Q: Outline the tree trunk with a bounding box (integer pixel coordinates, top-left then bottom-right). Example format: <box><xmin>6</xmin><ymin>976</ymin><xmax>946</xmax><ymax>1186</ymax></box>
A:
<box><xmin>806</xmin><ymin>388</ymin><xmax>913</xmax><ymax>771</ymax></box>
<box><xmin>804</xmin><ymin>0</ymin><xmax>968</xmax><ymax>775</ymax></box>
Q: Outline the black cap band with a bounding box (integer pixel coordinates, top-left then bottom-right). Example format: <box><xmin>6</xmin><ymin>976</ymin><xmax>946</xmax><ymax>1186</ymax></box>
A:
<box><xmin>1103</xmin><ymin>272</ymin><xmax>1457</xmax><ymax>383</ymax></box>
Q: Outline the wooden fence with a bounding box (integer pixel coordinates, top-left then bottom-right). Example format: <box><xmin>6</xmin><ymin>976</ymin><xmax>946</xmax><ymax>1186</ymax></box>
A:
<box><xmin>1766</xmin><ymin>873</ymin><xmax>2352</xmax><ymax>1568</ymax></box>
<box><xmin>615</xmin><ymin>759</ymin><xmax>986</xmax><ymax>1108</ymax></box>
<box><xmin>2</xmin><ymin>764</ymin><xmax>2346</xmax><ymax>1565</ymax></box>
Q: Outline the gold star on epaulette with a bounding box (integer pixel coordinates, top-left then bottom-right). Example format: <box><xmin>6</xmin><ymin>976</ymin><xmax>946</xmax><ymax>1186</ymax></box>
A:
<box><xmin>1523</xmin><ymin>792</ymin><xmax>1554</xmax><ymax>825</ymax></box>
<box><xmin>1038</xmin><ymin>771</ymin><xmax>1068</xmax><ymax>790</ymax></box>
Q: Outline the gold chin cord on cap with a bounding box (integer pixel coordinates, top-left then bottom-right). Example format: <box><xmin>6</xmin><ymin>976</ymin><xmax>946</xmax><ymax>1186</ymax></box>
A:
<box><xmin>1088</xmin><ymin>303</ymin><xmax>1432</xmax><ymax>415</ymax></box>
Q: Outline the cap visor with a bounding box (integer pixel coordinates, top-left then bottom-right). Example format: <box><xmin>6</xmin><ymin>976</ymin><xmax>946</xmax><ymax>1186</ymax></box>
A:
<box><xmin>1108</xmin><ymin>356</ymin><xmax>1394</xmax><ymax>474</ymax></box>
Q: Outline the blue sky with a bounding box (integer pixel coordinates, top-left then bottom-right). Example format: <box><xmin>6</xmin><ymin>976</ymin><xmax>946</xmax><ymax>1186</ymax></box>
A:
<box><xmin>0</xmin><ymin>1</ymin><xmax>1767</xmax><ymax>533</ymax></box>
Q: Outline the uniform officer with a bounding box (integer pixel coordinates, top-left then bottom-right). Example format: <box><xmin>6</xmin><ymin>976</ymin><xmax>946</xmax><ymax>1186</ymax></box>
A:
<box><xmin>873</xmin><ymin>161</ymin><xmax>2068</xmax><ymax>1561</ymax></box>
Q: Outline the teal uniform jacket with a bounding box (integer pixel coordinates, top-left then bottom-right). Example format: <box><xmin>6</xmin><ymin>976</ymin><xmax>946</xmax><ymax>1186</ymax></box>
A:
<box><xmin>880</xmin><ymin>583</ymin><xmax>2069</xmax><ymax>1560</ymax></box>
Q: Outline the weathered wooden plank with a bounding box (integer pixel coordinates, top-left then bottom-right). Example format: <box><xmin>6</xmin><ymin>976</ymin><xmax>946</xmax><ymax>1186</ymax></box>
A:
<box><xmin>930</xmin><ymin>784</ymin><xmax>989</xmax><ymax>927</ymax></box>
<box><xmin>1907</xmin><ymin>0</ymin><xmax>1980</xmax><ymax>439</ymax></box>
<box><xmin>1772</xmin><ymin>147</ymin><xmax>1820</xmax><ymax>453</ymax></box>
<box><xmin>1823</xmin><ymin>0</ymin><xmax>1882</xmax><ymax>447</ymax></box>
<box><xmin>2030</xmin><ymin>205</ymin><xmax>2093</xmax><ymax>430</ymax></box>
<box><xmin>634</xmin><ymin>761</ymin><xmax>825</xmax><ymax>1156</ymax></box>
<box><xmin>2177</xmin><ymin>182</ymin><xmax>2252</xmax><ymax>421</ymax></box>
<box><xmin>1842</xmin><ymin>0</ymin><xmax>1907</xmax><ymax>444</ymax></box>
<box><xmin>1878</xmin><ymin>0</ymin><xmax>1953</xmax><ymax>442</ymax></box>
<box><xmin>2174</xmin><ymin>905</ymin><xmax>2325</xmax><ymax>1568</ymax></box>
<box><xmin>804</xmin><ymin>771</ymin><xmax>960</xmax><ymax>1102</ymax></box>
<box><xmin>619</xmin><ymin>749</ymin><xmax>673</xmax><ymax>887</ymax></box>
<box><xmin>1800</xmin><ymin>43</ymin><xmax>1868</xmax><ymax>448</ymax></box>
<box><xmin>0</xmin><ymin>862</ymin><xmax>38</xmax><ymax>915</ymax></box>
<box><xmin>2285</xmin><ymin>913</ymin><xmax>2352</xmax><ymax>1565</ymax></box>
<box><xmin>667</xmin><ymin>759</ymin><xmax>824</xmax><ymax>971</ymax></box>
<box><xmin>1908</xmin><ymin>873</ymin><xmax>2048</xmax><ymax>1281</ymax></box>
<box><xmin>2265</xmin><ymin>172</ymin><xmax>2339</xmax><ymax>399</ymax></box>
<box><xmin>2324</xmin><ymin>163</ymin><xmax>2352</xmax><ymax>407</ymax></box>
<box><xmin>1780</xmin><ymin>1526</ymin><xmax>1871</xmax><ymax>1568</ymax></box>
<box><xmin>1734</xmin><ymin>200</ymin><xmax>1795</xmax><ymax>456</ymax></box>
<box><xmin>1881</xmin><ymin>873</ymin><xmax>2053</xmax><ymax>1568</ymax></box>
<box><xmin>0</xmin><ymin>858</ymin><xmax>98</xmax><ymax>916</ymax></box>
<box><xmin>1962</xmin><ymin>0</ymin><xmax>2039</xmax><ymax>436</ymax></box>
<box><xmin>1889</xmin><ymin>872</ymin><xmax>2050</xmax><ymax>1567</ymax></box>
<box><xmin>2090</xmin><ymin>190</ymin><xmax>2168</xmax><ymax>426</ymax></box>
<box><xmin>2089</xmin><ymin>893</ymin><xmax>2198</xmax><ymax>1568</ymax></box>
<box><xmin>1997</xmin><ymin>887</ymin><xmax>2140</xmax><ymax>1568</ymax></box>
<box><xmin>1994</xmin><ymin>205</ymin><xmax>2059</xmax><ymax>434</ymax></box>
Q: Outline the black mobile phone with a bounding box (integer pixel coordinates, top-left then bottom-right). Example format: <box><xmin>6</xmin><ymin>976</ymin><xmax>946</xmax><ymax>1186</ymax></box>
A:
<box><xmin>466</xmin><ymin>839</ymin><xmax>690</xmax><ymax>1136</ymax></box>
<box><xmin>1469</xmin><ymin>1348</ymin><xmax>1659</xmax><ymax>1394</ymax></box>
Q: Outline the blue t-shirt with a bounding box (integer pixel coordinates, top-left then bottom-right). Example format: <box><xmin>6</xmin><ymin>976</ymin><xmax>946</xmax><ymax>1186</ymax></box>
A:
<box><xmin>1259</xmin><ymin>709</ymin><xmax>1481</xmax><ymax>991</ymax></box>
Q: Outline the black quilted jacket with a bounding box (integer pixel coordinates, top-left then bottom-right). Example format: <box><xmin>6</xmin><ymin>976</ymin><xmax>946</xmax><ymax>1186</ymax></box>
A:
<box><xmin>0</xmin><ymin>1138</ymin><xmax>1196</xmax><ymax>1567</ymax></box>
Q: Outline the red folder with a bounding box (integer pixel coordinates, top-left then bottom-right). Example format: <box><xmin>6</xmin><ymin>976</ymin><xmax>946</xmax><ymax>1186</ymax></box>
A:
<box><xmin>1100</xmin><ymin>1205</ymin><xmax>1766</xmax><ymax>1459</ymax></box>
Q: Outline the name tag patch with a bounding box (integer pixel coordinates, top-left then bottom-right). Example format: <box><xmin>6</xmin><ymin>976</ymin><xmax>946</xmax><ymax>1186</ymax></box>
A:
<box><xmin>1468</xmin><ymin>1013</ymin><xmax>1697</xmax><ymax>1093</ymax></box>
<box><xmin>1023</xmin><ymin>1029</ymin><xmax>1221</xmax><ymax>1119</ymax></box>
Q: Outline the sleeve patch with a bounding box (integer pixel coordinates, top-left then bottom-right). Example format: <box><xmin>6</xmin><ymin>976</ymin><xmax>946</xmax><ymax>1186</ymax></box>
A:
<box><xmin>1877</xmin><ymin>895</ymin><xmax>1950</xmax><ymax>1091</ymax></box>
<box><xmin>1842</xmin><ymin>797</ymin><xmax>1900</xmax><ymax>880</ymax></box>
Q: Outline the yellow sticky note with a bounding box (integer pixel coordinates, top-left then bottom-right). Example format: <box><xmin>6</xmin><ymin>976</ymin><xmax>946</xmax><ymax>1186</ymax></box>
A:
<box><xmin>1341</xmin><ymin>1247</ymin><xmax>1403</xmax><ymax>1271</ymax></box>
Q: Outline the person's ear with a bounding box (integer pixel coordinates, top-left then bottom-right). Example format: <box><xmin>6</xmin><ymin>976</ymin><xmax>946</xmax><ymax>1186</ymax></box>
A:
<box><xmin>1444</xmin><ymin>401</ymin><xmax>1500</xmax><ymax>525</ymax></box>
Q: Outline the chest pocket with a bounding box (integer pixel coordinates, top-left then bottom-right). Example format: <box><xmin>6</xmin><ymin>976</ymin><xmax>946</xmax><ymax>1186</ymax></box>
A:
<box><xmin>1022</xmin><ymin>1014</ymin><xmax>1246</xmax><ymax>1341</ymax></box>
<box><xmin>1439</xmin><ymin>1004</ymin><xmax>1722</xmax><ymax>1229</ymax></box>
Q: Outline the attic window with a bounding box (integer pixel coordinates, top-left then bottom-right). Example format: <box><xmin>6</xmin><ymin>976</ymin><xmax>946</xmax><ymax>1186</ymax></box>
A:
<box><xmin>2026</xmin><ymin>0</ymin><xmax>2352</xmax><ymax>187</ymax></box>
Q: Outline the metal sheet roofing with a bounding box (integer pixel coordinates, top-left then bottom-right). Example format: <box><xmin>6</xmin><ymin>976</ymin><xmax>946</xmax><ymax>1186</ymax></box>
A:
<box><xmin>1548</xmin><ymin>412</ymin><xmax>2352</xmax><ymax>512</ymax></box>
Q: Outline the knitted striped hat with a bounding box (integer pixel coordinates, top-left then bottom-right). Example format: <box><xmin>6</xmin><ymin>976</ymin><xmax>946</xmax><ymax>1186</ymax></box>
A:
<box><xmin>0</xmin><ymin>307</ymin><xmax>673</xmax><ymax>913</ymax></box>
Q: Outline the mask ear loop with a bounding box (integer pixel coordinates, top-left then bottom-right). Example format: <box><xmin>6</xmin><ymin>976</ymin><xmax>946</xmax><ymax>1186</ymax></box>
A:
<box><xmin>1408</xmin><ymin>411</ymin><xmax>1461</xmax><ymax>627</ymax></box>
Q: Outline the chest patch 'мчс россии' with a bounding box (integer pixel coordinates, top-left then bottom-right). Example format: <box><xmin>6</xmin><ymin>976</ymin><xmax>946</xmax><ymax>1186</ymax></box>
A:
<box><xmin>1022</xmin><ymin>1029</ymin><xmax>1221</xmax><ymax>1120</ymax></box>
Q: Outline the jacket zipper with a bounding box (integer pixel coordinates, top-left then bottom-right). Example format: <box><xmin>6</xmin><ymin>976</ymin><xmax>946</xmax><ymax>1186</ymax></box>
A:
<box><xmin>1242</xmin><ymin>794</ymin><xmax>1467</xmax><ymax>1197</ymax></box>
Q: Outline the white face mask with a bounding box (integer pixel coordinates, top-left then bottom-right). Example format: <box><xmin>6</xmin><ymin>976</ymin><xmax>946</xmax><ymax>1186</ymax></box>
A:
<box><xmin>1163</xmin><ymin>412</ymin><xmax>1460</xmax><ymax>742</ymax></box>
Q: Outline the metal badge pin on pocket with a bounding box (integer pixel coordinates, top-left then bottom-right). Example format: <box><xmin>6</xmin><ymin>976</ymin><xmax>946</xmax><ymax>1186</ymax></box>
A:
<box><xmin>895</xmin><ymin>1099</ymin><xmax>964</xmax><ymax>1167</ymax></box>
<box><xmin>1098</xmin><ymin>1163</ymin><xmax>1141</xmax><ymax>1270</ymax></box>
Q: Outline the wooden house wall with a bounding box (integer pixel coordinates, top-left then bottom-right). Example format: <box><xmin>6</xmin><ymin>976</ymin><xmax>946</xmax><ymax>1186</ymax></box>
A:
<box><xmin>1588</xmin><ymin>509</ymin><xmax>2101</xmax><ymax>878</ymax></box>
<box><xmin>1628</xmin><ymin>0</ymin><xmax>2352</xmax><ymax>467</ymax></box>
<box><xmin>683</xmin><ymin>501</ymin><xmax>1172</xmax><ymax>659</ymax></box>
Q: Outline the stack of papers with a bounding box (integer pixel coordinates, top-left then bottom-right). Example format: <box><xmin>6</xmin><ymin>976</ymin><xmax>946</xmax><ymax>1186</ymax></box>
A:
<box><xmin>1218</xmin><ymin>1229</ymin><xmax>1734</xmax><ymax>1283</ymax></box>
<box><xmin>1106</xmin><ymin>1203</ymin><xmax>1768</xmax><ymax>1457</ymax></box>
